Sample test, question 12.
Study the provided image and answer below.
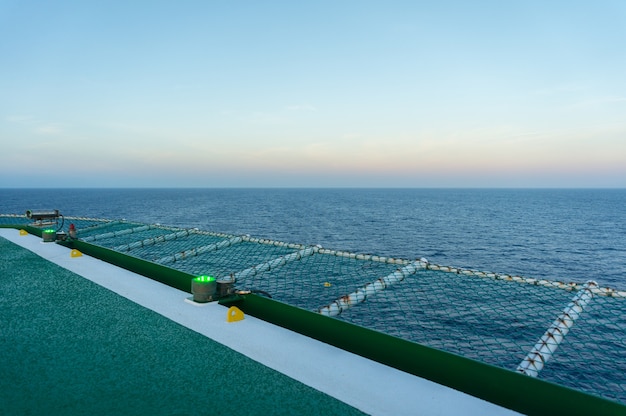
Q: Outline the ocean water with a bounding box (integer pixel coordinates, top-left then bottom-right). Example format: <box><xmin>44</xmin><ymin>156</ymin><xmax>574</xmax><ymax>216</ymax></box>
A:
<box><xmin>1</xmin><ymin>188</ymin><xmax>625</xmax><ymax>290</ymax></box>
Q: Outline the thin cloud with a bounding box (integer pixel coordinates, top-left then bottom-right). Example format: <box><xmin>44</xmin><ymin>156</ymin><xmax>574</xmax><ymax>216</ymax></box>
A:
<box><xmin>285</xmin><ymin>104</ymin><xmax>317</xmax><ymax>111</ymax></box>
<box><xmin>530</xmin><ymin>84</ymin><xmax>588</xmax><ymax>96</ymax></box>
<box><xmin>36</xmin><ymin>124</ymin><xmax>65</xmax><ymax>135</ymax></box>
<box><xmin>6</xmin><ymin>115</ymin><xmax>36</xmax><ymax>124</ymax></box>
<box><xmin>6</xmin><ymin>115</ymin><xmax>66</xmax><ymax>135</ymax></box>
<box><xmin>567</xmin><ymin>96</ymin><xmax>626</xmax><ymax>109</ymax></box>
<box><xmin>247</xmin><ymin>111</ymin><xmax>288</xmax><ymax>125</ymax></box>
<box><xmin>556</xmin><ymin>96</ymin><xmax>626</xmax><ymax>113</ymax></box>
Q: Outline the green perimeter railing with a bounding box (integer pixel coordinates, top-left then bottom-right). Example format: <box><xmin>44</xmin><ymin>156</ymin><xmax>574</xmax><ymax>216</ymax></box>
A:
<box><xmin>2</xmin><ymin>224</ymin><xmax>624</xmax><ymax>416</ymax></box>
<box><xmin>219</xmin><ymin>294</ymin><xmax>626</xmax><ymax>416</ymax></box>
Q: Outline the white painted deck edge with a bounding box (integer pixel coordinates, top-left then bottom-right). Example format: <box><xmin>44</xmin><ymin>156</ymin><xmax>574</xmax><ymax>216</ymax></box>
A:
<box><xmin>1</xmin><ymin>229</ymin><xmax>521</xmax><ymax>416</ymax></box>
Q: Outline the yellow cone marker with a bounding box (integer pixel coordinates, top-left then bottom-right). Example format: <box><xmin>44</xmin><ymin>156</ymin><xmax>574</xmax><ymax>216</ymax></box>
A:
<box><xmin>226</xmin><ymin>306</ymin><xmax>244</xmax><ymax>322</ymax></box>
<box><xmin>70</xmin><ymin>249</ymin><xmax>83</xmax><ymax>258</ymax></box>
<box><xmin>19</xmin><ymin>229</ymin><xmax>28</xmax><ymax>236</ymax></box>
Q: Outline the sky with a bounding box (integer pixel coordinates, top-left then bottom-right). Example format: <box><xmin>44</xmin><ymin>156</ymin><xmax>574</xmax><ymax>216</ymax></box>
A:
<box><xmin>1</xmin><ymin>1</ymin><xmax>625</xmax><ymax>188</ymax></box>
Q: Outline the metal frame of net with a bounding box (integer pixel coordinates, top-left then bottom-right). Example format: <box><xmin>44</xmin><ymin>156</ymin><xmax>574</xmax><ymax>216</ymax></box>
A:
<box><xmin>2</xmin><ymin>214</ymin><xmax>625</xmax><ymax>403</ymax></box>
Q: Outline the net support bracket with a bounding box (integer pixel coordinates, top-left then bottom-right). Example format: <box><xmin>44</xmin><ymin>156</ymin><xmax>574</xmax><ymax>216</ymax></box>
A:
<box><xmin>516</xmin><ymin>280</ymin><xmax>598</xmax><ymax>377</ymax></box>
<box><xmin>112</xmin><ymin>229</ymin><xmax>193</xmax><ymax>252</ymax></box>
<box><xmin>154</xmin><ymin>235</ymin><xmax>244</xmax><ymax>265</ymax></box>
<box><xmin>317</xmin><ymin>259</ymin><xmax>427</xmax><ymax>317</ymax></box>
<box><xmin>81</xmin><ymin>224</ymin><xmax>156</xmax><ymax>242</ymax></box>
<box><xmin>233</xmin><ymin>246</ymin><xmax>320</xmax><ymax>280</ymax></box>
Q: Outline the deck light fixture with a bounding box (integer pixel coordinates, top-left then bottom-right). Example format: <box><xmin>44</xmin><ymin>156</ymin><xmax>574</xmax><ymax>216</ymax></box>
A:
<box><xmin>26</xmin><ymin>209</ymin><xmax>60</xmax><ymax>220</ymax></box>
<box><xmin>191</xmin><ymin>275</ymin><xmax>217</xmax><ymax>303</ymax></box>
<box><xmin>26</xmin><ymin>209</ymin><xmax>63</xmax><ymax>230</ymax></box>
<box><xmin>216</xmin><ymin>276</ymin><xmax>235</xmax><ymax>298</ymax></box>
<box><xmin>42</xmin><ymin>229</ymin><xmax>57</xmax><ymax>243</ymax></box>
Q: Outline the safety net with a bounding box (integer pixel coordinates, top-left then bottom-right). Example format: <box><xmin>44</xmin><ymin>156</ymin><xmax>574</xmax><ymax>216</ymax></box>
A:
<box><xmin>2</xmin><ymin>214</ymin><xmax>625</xmax><ymax>404</ymax></box>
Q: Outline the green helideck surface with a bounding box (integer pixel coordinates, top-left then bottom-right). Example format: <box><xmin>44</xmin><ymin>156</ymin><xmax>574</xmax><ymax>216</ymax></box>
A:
<box><xmin>0</xmin><ymin>237</ymin><xmax>365</xmax><ymax>416</ymax></box>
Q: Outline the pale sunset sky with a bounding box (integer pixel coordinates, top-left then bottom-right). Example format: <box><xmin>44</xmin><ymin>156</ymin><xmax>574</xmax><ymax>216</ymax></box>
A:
<box><xmin>1</xmin><ymin>1</ymin><xmax>625</xmax><ymax>187</ymax></box>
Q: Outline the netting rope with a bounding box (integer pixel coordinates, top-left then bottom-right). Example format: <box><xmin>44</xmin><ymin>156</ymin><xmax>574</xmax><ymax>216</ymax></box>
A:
<box><xmin>81</xmin><ymin>224</ymin><xmax>156</xmax><ymax>242</ymax></box>
<box><xmin>317</xmin><ymin>247</ymin><xmax>416</xmax><ymax>265</ymax></box>
<box><xmin>517</xmin><ymin>280</ymin><xmax>598</xmax><ymax>377</ymax></box>
<box><xmin>424</xmin><ymin>262</ymin><xmax>626</xmax><ymax>298</ymax></box>
<box><xmin>233</xmin><ymin>246</ymin><xmax>319</xmax><ymax>280</ymax></box>
<box><xmin>154</xmin><ymin>235</ymin><xmax>245</xmax><ymax>265</ymax></box>
<box><xmin>113</xmin><ymin>229</ymin><xmax>195</xmax><ymax>252</ymax></box>
<box><xmin>318</xmin><ymin>259</ymin><xmax>427</xmax><ymax>317</ymax></box>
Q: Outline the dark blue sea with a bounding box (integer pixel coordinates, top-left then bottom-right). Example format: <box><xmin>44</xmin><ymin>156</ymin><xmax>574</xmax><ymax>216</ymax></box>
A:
<box><xmin>2</xmin><ymin>188</ymin><xmax>625</xmax><ymax>290</ymax></box>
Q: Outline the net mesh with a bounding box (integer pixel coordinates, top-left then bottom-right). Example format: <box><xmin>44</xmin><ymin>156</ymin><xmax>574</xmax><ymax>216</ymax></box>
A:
<box><xmin>2</xmin><ymin>214</ymin><xmax>625</xmax><ymax>404</ymax></box>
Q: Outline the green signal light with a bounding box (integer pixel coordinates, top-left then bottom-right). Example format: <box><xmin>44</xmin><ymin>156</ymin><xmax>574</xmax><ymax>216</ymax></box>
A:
<box><xmin>42</xmin><ymin>228</ymin><xmax>57</xmax><ymax>243</ymax></box>
<box><xmin>191</xmin><ymin>275</ymin><xmax>217</xmax><ymax>303</ymax></box>
<box><xmin>194</xmin><ymin>275</ymin><xmax>216</xmax><ymax>284</ymax></box>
